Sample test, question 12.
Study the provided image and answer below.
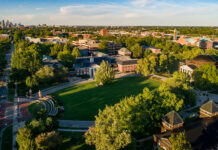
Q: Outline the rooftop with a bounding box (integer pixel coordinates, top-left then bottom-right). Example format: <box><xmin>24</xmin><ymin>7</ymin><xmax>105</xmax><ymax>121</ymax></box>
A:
<box><xmin>163</xmin><ymin>111</ymin><xmax>183</xmax><ymax>126</ymax></box>
<box><xmin>200</xmin><ymin>100</ymin><xmax>218</xmax><ymax>114</ymax></box>
<box><xmin>155</xmin><ymin>116</ymin><xmax>218</xmax><ymax>150</ymax></box>
<box><xmin>192</xmin><ymin>54</ymin><xmax>217</xmax><ymax>63</ymax></box>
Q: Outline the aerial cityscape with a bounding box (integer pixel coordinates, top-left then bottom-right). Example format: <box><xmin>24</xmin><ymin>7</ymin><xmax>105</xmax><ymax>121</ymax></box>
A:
<box><xmin>0</xmin><ymin>0</ymin><xmax>218</xmax><ymax>150</ymax></box>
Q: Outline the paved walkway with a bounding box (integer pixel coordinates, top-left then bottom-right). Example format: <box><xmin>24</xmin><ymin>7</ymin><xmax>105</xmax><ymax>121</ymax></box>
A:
<box><xmin>33</xmin><ymin>79</ymin><xmax>94</xmax><ymax>99</ymax></box>
<box><xmin>58</xmin><ymin>120</ymin><xmax>95</xmax><ymax>129</ymax></box>
<box><xmin>150</xmin><ymin>74</ymin><xmax>169</xmax><ymax>81</ymax></box>
<box><xmin>57</xmin><ymin>128</ymin><xmax>87</xmax><ymax>132</ymax></box>
<box><xmin>12</xmin><ymin>85</ymin><xmax>18</xmax><ymax>150</ymax></box>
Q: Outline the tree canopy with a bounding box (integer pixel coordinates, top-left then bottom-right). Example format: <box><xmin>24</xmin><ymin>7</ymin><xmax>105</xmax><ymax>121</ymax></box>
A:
<box><xmin>169</xmin><ymin>132</ymin><xmax>192</xmax><ymax>150</ymax></box>
<box><xmin>95</xmin><ymin>60</ymin><xmax>115</xmax><ymax>85</ymax></box>
<box><xmin>85</xmin><ymin>86</ymin><xmax>184</xmax><ymax>150</ymax></box>
<box><xmin>193</xmin><ymin>64</ymin><xmax>218</xmax><ymax>90</ymax></box>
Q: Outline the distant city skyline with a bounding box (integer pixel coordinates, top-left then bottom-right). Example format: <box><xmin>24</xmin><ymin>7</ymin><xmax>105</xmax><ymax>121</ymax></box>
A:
<box><xmin>0</xmin><ymin>0</ymin><xmax>218</xmax><ymax>26</ymax></box>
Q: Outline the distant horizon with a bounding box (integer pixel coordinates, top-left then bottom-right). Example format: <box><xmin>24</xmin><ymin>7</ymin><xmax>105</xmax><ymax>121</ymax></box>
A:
<box><xmin>0</xmin><ymin>0</ymin><xmax>218</xmax><ymax>26</ymax></box>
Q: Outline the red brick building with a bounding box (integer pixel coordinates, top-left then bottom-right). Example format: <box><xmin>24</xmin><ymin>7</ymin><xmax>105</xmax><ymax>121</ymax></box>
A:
<box><xmin>154</xmin><ymin>101</ymin><xmax>218</xmax><ymax>150</ymax></box>
<box><xmin>176</xmin><ymin>36</ymin><xmax>214</xmax><ymax>49</ymax></box>
<box><xmin>116</xmin><ymin>56</ymin><xmax>138</xmax><ymax>73</ymax></box>
<box><xmin>100</xmin><ymin>29</ymin><xmax>108</xmax><ymax>36</ymax></box>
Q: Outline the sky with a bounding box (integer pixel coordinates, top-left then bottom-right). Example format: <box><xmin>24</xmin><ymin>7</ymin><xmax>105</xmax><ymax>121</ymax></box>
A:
<box><xmin>0</xmin><ymin>0</ymin><xmax>218</xmax><ymax>26</ymax></box>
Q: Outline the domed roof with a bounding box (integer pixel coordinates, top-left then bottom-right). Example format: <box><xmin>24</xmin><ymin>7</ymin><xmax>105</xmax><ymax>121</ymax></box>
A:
<box><xmin>192</xmin><ymin>54</ymin><xmax>217</xmax><ymax>63</ymax></box>
<box><xmin>119</xmin><ymin>47</ymin><xmax>131</xmax><ymax>53</ymax></box>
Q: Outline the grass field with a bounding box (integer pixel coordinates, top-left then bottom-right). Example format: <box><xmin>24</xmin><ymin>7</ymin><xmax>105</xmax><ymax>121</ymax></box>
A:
<box><xmin>53</xmin><ymin>77</ymin><xmax>161</xmax><ymax>120</ymax></box>
<box><xmin>1</xmin><ymin>126</ymin><xmax>12</xmax><ymax>150</ymax></box>
<box><xmin>59</xmin><ymin>132</ymin><xmax>94</xmax><ymax>150</ymax></box>
<box><xmin>28</xmin><ymin>101</ymin><xmax>45</xmax><ymax>117</ymax></box>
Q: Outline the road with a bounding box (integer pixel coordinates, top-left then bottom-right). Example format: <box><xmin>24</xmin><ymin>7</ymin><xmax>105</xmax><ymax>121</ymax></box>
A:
<box><xmin>0</xmin><ymin>44</ymin><xmax>14</xmax><ymax>102</ymax></box>
<box><xmin>0</xmin><ymin>43</ymin><xmax>14</xmax><ymax>150</ymax></box>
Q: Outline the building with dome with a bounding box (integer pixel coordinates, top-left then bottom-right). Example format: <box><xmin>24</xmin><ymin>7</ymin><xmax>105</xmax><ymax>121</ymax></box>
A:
<box><xmin>118</xmin><ymin>48</ymin><xmax>131</xmax><ymax>56</ymax></box>
<box><xmin>179</xmin><ymin>54</ymin><xmax>217</xmax><ymax>76</ymax></box>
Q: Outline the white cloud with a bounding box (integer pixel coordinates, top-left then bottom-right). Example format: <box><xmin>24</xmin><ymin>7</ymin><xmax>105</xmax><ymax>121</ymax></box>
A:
<box><xmin>131</xmin><ymin>0</ymin><xmax>151</xmax><ymax>7</ymax></box>
<box><xmin>35</xmin><ymin>8</ymin><xmax>44</xmax><ymax>10</ymax></box>
<box><xmin>124</xmin><ymin>13</ymin><xmax>138</xmax><ymax>18</ymax></box>
<box><xmin>59</xmin><ymin>4</ymin><xmax>123</xmax><ymax>17</ymax></box>
<box><xmin>8</xmin><ymin>14</ymin><xmax>35</xmax><ymax>20</ymax></box>
<box><xmin>5</xmin><ymin>0</ymin><xmax>218</xmax><ymax>26</ymax></box>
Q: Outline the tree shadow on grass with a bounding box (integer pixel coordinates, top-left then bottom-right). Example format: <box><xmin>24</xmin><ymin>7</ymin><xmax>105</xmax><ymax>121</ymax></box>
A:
<box><xmin>53</xmin><ymin>77</ymin><xmax>161</xmax><ymax>120</ymax></box>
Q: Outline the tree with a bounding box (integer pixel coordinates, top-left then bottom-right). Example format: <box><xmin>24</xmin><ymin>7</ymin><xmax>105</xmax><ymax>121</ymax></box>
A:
<box><xmin>13</xmin><ymin>30</ymin><xmax>23</xmax><ymax>42</ymax></box>
<box><xmin>136</xmin><ymin>55</ymin><xmax>157</xmax><ymax>76</ymax></box>
<box><xmin>161</xmin><ymin>71</ymin><xmax>196</xmax><ymax>107</ymax></box>
<box><xmin>17</xmin><ymin>117</ymin><xmax>59</xmax><ymax>150</ymax></box>
<box><xmin>35</xmin><ymin>131</ymin><xmax>62</xmax><ymax>150</ymax></box>
<box><xmin>85</xmin><ymin>86</ymin><xmax>184</xmax><ymax>150</ymax></box>
<box><xmin>169</xmin><ymin>132</ymin><xmax>192</xmax><ymax>150</ymax></box>
<box><xmin>50</xmin><ymin>43</ymin><xmax>63</xmax><ymax>58</ymax></box>
<box><xmin>136</xmin><ymin>58</ymin><xmax>151</xmax><ymax>76</ymax></box>
<box><xmin>35</xmin><ymin>66</ymin><xmax>54</xmax><ymax>84</ymax></box>
<box><xmin>144</xmin><ymin>49</ymin><xmax>151</xmax><ymax>57</ymax></box>
<box><xmin>193</xmin><ymin>64</ymin><xmax>218</xmax><ymax>90</ymax></box>
<box><xmin>99</xmin><ymin>40</ymin><xmax>108</xmax><ymax>53</ymax></box>
<box><xmin>72</xmin><ymin>47</ymin><xmax>81</xmax><ymax>58</ymax></box>
<box><xmin>57</xmin><ymin>50</ymin><xmax>75</xmax><ymax>68</ymax></box>
<box><xmin>63</xmin><ymin>43</ymin><xmax>71</xmax><ymax>52</ymax></box>
<box><xmin>159</xmin><ymin>54</ymin><xmax>168</xmax><ymax>73</ymax></box>
<box><xmin>131</xmin><ymin>43</ymin><xmax>143</xmax><ymax>58</ymax></box>
<box><xmin>16</xmin><ymin>127</ymin><xmax>35</xmax><ymax>150</ymax></box>
<box><xmin>26</xmin><ymin>75</ymin><xmax>38</xmax><ymax>88</ymax></box>
<box><xmin>95</xmin><ymin>60</ymin><xmax>114</xmax><ymax>85</ymax></box>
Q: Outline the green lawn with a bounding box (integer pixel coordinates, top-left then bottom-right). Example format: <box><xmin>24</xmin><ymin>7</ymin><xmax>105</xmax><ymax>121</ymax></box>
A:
<box><xmin>53</xmin><ymin>77</ymin><xmax>161</xmax><ymax>120</ymax></box>
<box><xmin>1</xmin><ymin>126</ymin><xmax>12</xmax><ymax>150</ymax></box>
<box><xmin>28</xmin><ymin>101</ymin><xmax>45</xmax><ymax>117</ymax></box>
<box><xmin>59</xmin><ymin>132</ymin><xmax>94</xmax><ymax>150</ymax></box>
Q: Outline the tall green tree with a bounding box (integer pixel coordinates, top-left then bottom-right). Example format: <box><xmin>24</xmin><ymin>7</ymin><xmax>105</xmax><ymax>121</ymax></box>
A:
<box><xmin>35</xmin><ymin>131</ymin><xmax>62</xmax><ymax>150</ymax></box>
<box><xmin>85</xmin><ymin>87</ymin><xmax>184</xmax><ymax>150</ymax></box>
<box><xmin>50</xmin><ymin>43</ymin><xmax>63</xmax><ymax>58</ymax></box>
<box><xmin>72</xmin><ymin>47</ymin><xmax>81</xmax><ymax>58</ymax></box>
<box><xmin>26</xmin><ymin>75</ymin><xmax>38</xmax><ymax>88</ymax></box>
<box><xmin>99</xmin><ymin>40</ymin><xmax>108</xmax><ymax>53</ymax></box>
<box><xmin>193</xmin><ymin>64</ymin><xmax>218</xmax><ymax>90</ymax></box>
<box><xmin>16</xmin><ymin>127</ymin><xmax>35</xmax><ymax>150</ymax></box>
<box><xmin>136</xmin><ymin>55</ymin><xmax>157</xmax><ymax>76</ymax></box>
<box><xmin>13</xmin><ymin>30</ymin><xmax>23</xmax><ymax>42</ymax></box>
<box><xmin>35</xmin><ymin>66</ymin><xmax>54</xmax><ymax>84</ymax></box>
<box><xmin>169</xmin><ymin>132</ymin><xmax>192</xmax><ymax>150</ymax></box>
<box><xmin>95</xmin><ymin>60</ymin><xmax>114</xmax><ymax>85</ymax></box>
<box><xmin>131</xmin><ymin>43</ymin><xmax>143</xmax><ymax>58</ymax></box>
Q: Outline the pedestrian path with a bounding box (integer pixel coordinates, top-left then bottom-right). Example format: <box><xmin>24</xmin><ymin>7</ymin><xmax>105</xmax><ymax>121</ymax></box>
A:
<box><xmin>58</xmin><ymin>120</ymin><xmax>95</xmax><ymax>129</ymax></box>
<box><xmin>57</xmin><ymin>128</ymin><xmax>87</xmax><ymax>132</ymax></box>
<box><xmin>33</xmin><ymin>79</ymin><xmax>93</xmax><ymax>99</ymax></box>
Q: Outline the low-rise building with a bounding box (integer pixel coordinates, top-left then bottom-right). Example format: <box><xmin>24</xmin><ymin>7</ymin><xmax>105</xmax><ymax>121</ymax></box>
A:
<box><xmin>100</xmin><ymin>29</ymin><xmax>108</xmax><ymax>36</ymax></box>
<box><xmin>179</xmin><ymin>54</ymin><xmax>217</xmax><ymax>76</ymax></box>
<box><xmin>154</xmin><ymin>101</ymin><xmax>218</xmax><ymax>150</ymax></box>
<box><xmin>161</xmin><ymin>111</ymin><xmax>184</xmax><ymax>133</ymax></box>
<box><xmin>176</xmin><ymin>36</ymin><xmax>214</xmax><ymax>49</ymax></box>
<box><xmin>0</xmin><ymin>34</ymin><xmax>10</xmax><ymax>39</ymax></box>
<box><xmin>78</xmin><ymin>46</ymin><xmax>89</xmax><ymax>57</ymax></box>
<box><xmin>116</xmin><ymin>56</ymin><xmax>138</xmax><ymax>73</ymax></box>
<box><xmin>141</xmin><ymin>45</ymin><xmax>161</xmax><ymax>54</ymax></box>
<box><xmin>200</xmin><ymin>100</ymin><xmax>218</xmax><ymax>118</ymax></box>
<box><xmin>74</xmin><ymin>56</ymin><xmax>115</xmax><ymax>78</ymax></box>
<box><xmin>43</xmin><ymin>55</ymin><xmax>62</xmax><ymax>68</ymax></box>
<box><xmin>118</xmin><ymin>48</ymin><xmax>131</xmax><ymax>56</ymax></box>
<box><xmin>107</xmin><ymin>42</ymin><xmax>122</xmax><ymax>55</ymax></box>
